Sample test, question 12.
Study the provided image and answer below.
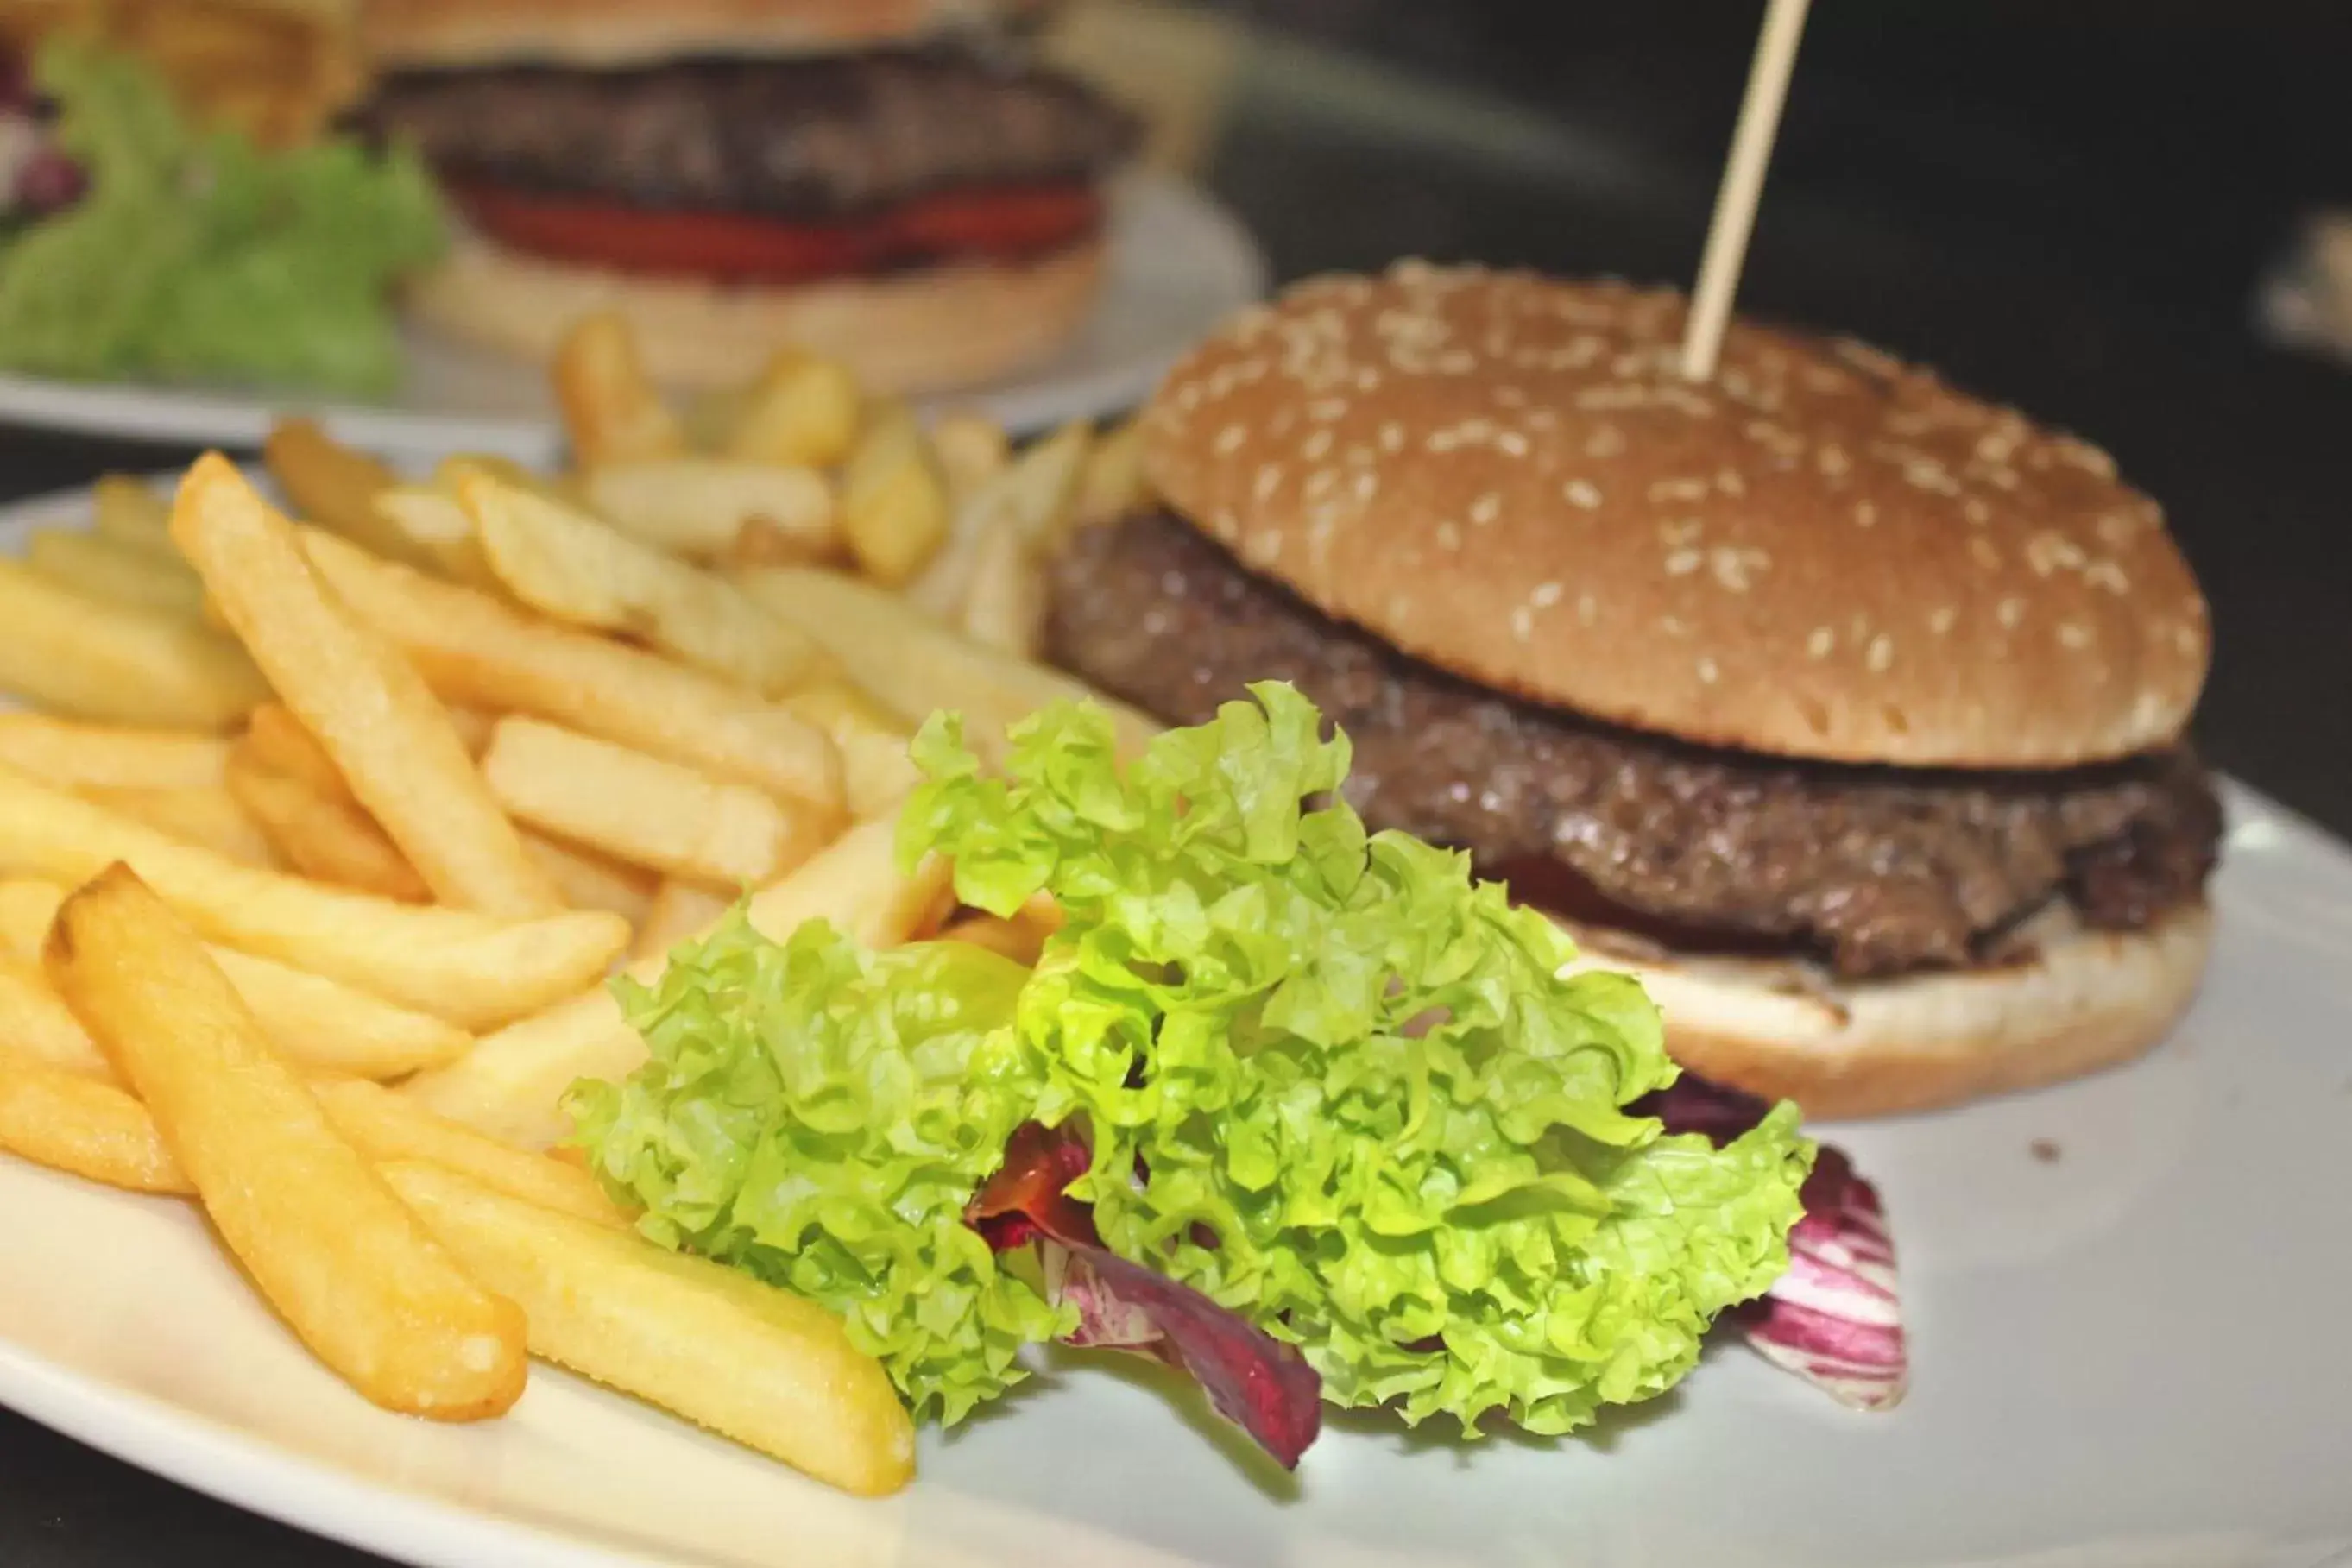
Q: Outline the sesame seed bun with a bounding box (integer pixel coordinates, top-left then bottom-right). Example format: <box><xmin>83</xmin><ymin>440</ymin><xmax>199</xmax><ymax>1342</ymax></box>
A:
<box><xmin>1142</xmin><ymin>261</ymin><xmax>2212</xmax><ymax>770</ymax></box>
<box><xmin>360</xmin><ymin>0</ymin><xmax>1044</xmax><ymax>69</ymax></box>
<box><xmin>404</xmin><ymin>229</ymin><xmax>1104</xmax><ymax>394</ymax></box>
<box><xmin>1560</xmin><ymin>900</ymin><xmax>2213</xmax><ymax>1119</ymax></box>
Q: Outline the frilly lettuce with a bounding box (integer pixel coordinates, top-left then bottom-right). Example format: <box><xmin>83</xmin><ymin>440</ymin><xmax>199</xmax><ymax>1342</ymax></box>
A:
<box><xmin>903</xmin><ymin>683</ymin><xmax>1813</xmax><ymax>1433</ymax></box>
<box><xmin>568</xmin><ymin>919</ymin><xmax>1068</xmax><ymax>1424</ymax></box>
<box><xmin>0</xmin><ymin>41</ymin><xmax>444</xmax><ymax>392</ymax></box>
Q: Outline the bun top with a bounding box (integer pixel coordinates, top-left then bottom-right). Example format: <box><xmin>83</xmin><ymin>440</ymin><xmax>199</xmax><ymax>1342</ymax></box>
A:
<box><xmin>1142</xmin><ymin>262</ymin><xmax>2211</xmax><ymax>770</ymax></box>
<box><xmin>361</xmin><ymin>0</ymin><xmax>1038</xmax><ymax>69</ymax></box>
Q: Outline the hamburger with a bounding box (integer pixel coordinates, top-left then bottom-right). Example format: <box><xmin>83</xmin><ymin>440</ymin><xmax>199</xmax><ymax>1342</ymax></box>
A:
<box><xmin>1046</xmin><ymin>261</ymin><xmax>2222</xmax><ymax>1118</ymax></box>
<box><xmin>356</xmin><ymin>0</ymin><xmax>1139</xmax><ymax>392</ymax></box>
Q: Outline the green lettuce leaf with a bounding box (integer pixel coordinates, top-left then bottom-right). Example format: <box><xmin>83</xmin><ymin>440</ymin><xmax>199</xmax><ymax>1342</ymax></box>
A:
<box><xmin>567</xmin><ymin>913</ymin><xmax>1069</xmax><ymax>1425</ymax></box>
<box><xmin>904</xmin><ymin>683</ymin><xmax>1814</xmax><ymax>1433</ymax></box>
<box><xmin>0</xmin><ymin>41</ymin><xmax>444</xmax><ymax>392</ymax></box>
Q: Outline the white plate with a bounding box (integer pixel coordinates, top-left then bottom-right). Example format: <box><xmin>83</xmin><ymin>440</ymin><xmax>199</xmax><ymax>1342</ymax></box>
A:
<box><xmin>0</xmin><ymin>175</ymin><xmax>1265</xmax><ymax>463</ymax></box>
<box><xmin>3</xmin><ymin>483</ymin><xmax>2350</xmax><ymax>1568</ymax></box>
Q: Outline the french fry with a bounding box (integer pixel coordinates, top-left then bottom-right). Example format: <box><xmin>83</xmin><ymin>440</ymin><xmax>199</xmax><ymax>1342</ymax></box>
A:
<box><xmin>737</xmin><ymin>568</ymin><xmax>1161</xmax><ymax>765</ymax></box>
<box><xmin>929</xmin><ymin>411</ymin><xmax>1011</xmax><ymax>506</ymax></box>
<box><xmin>521</xmin><ymin>832</ymin><xmax>657</xmax><ymax>923</ymax></box>
<box><xmin>905</xmin><ymin>420</ymin><xmax>1091</xmax><ymax>621</ymax></box>
<box><xmin>0</xmin><ymin>955</ymin><xmax>109</xmax><ymax>1076</ymax></box>
<box><xmin>302</xmin><ymin>529</ymin><xmax>845</xmax><ymax>812</ymax></box>
<box><xmin>404</xmin><ymin>816</ymin><xmax>950</xmax><ymax>1148</ymax></box>
<box><xmin>0</xmin><ymin>715</ymin><xmax>230</xmax><ymax>791</ymax></box>
<box><xmin>262</xmin><ymin>417</ymin><xmax>431</xmax><ymax>570</ymax></box>
<box><xmin>778</xmin><ymin>682</ymin><xmax>921</xmax><ymax>822</ymax></box>
<box><xmin>0</xmin><ymin>1051</ymin><xmax>190</xmax><ymax>1195</ymax></box>
<box><xmin>580</xmin><ymin>458</ymin><xmax>837</xmax><ymax>565</ymax></box>
<box><xmin>1070</xmin><ymin>418</ymin><xmax>1149</xmax><ymax>538</ymax></box>
<box><xmin>371</xmin><ymin>482</ymin><xmax>495</xmax><ymax>588</ymax></box>
<box><xmin>838</xmin><ymin>400</ymin><xmax>950</xmax><ymax>586</ymax></box>
<box><xmin>467</xmin><ymin>476</ymin><xmax>835</xmax><ymax>696</ymax></box>
<box><xmin>312</xmin><ymin>1080</ymin><xmax>629</xmax><ymax>1229</ymax></box>
<box><xmin>483</xmin><ymin>718</ymin><xmax>835</xmax><ymax>891</ymax></box>
<box><xmin>48</xmin><ymin>869</ymin><xmax>529</xmax><ymax>1420</ymax></box>
<box><xmin>240</xmin><ymin>702</ymin><xmax>346</xmax><ymax>796</ymax></box>
<box><xmin>228</xmin><ymin>753</ymin><xmax>432</xmax><ymax>902</ymax></box>
<box><xmin>0</xmin><ymin>769</ymin><xmax>628</xmax><ymax>1029</ymax></box>
<box><xmin>28</xmin><ymin>528</ymin><xmax>208</xmax><ymax>619</ymax></box>
<box><xmin>629</xmin><ymin>879</ymin><xmax>730</xmax><ymax>965</ymax></box>
<box><xmin>553</xmin><ymin>312</ymin><xmax>687</xmax><ymax>465</ymax></box>
<box><xmin>0</xmin><ymin>559</ymin><xmax>267</xmax><ymax>730</ymax></box>
<box><xmin>442</xmin><ymin>702</ymin><xmax>498</xmax><ymax>757</ymax></box>
<box><xmin>89</xmin><ymin>474</ymin><xmax>179</xmax><ymax>558</ymax></box>
<box><xmin>938</xmin><ymin>915</ymin><xmax>1049</xmax><ymax>967</ymax></box>
<box><xmin>0</xmin><ymin>878</ymin><xmax>470</xmax><ymax>1081</ymax></box>
<box><xmin>722</xmin><ymin>349</ymin><xmax>862</xmax><ymax>470</ymax></box>
<box><xmin>959</xmin><ymin>513</ymin><xmax>1046</xmax><ymax>659</ymax></box>
<box><xmin>175</xmin><ymin>456</ymin><xmax>562</xmax><ymax>917</ymax></box>
<box><xmin>382</xmin><ymin>1161</ymin><xmax>914</xmax><ymax>1495</ymax></box>
<box><xmin>82</xmin><ymin>784</ymin><xmax>278</xmax><ymax>869</ymax></box>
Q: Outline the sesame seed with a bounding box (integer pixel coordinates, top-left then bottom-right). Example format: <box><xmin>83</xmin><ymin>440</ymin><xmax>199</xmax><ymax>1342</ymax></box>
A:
<box><xmin>1996</xmin><ymin>596</ymin><xmax>2025</xmax><ymax>628</ymax></box>
<box><xmin>1353</xmin><ymin>367</ymin><xmax>1383</xmax><ymax>393</ymax></box>
<box><xmin>1353</xmin><ymin>471</ymin><xmax>1379</xmax><ymax>501</ymax></box>
<box><xmin>1564</xmin><ymin>480</ymin><xmax>1603</xmax><ymax>510</ymax></box>
<box><xmin>1510</xmin><ymin>606</ymin><xmax>1535</xmax><ymax>642</ymax></box>
<box><xmin>1308</xmin><ymin>397</ymin><xmax>1349</xmax><ymax>423</ymax></box>
<box><xmin>1584</xmin><ymin>425</ymin><xmax>1627</xmax><ymax>458</ymax></box>
<box><xmin>1665</xmin><ymin>549</ymin><xmax>1703</xmax><ymax>576</ymax></box>
<box><xmin>1854</xmin><ymin>501</ymin><xmax>1878</xmax><ymax>527</ymax></box>
<box><xmin>1427</xmin><ymin>430</ymin><xmax>1460</xmax><ymax>454</ymax></box>
<box><xmin>2172</xmin><ymin>624</ymin><xmax>2202</xmax><ymax>655</ymax></box>
<box><xmin>1971</xmin><ymin>538</ymin><xmax>2002</xmax><ymax>570</ymax></box>
<box><xmin>1214</xmin><ymin>510</ymin><xmax>1240</xmax><ymax>542</ymax></box>
<box><xmin>1386</xmin><ymin>593</ymin><xmax>1413</xmax><ymax>622</ymax></box>
<box><xmin>1696</xmin><ymin>657</ymin><xmax>1720</xmax><ymax>685</ymax></box>
<box><xmin>1532</xmin><ymin>581</ymin><xmax>1563</xmax><ymax>607</ymax></box>
<box><xmin>2084</xmin><ymin>561</ymin><xmax>2130</xmax><ymax>595</ymax></box>
<box><xmin>1576</xmin><ymin>594</ymin><xmax>1598</xmax><ymax>626</ymax></box>
<box><xmin>1304</xmin><ymin>468</ymin><xmax>1339</xmax><ymax>501</ymax></box>
<box><xmin>1649</xmin><ymin>478</ymin><xmax>1711</xmax><ymax>504</ymax></box>
<box><xmin>1866</xmin><ymin>635</ymin><xmax>1895</xmax><ymax>673</ymax></box>
<box><xmin>1660</xmin><ymin>615</ymin><xmax>1691</xmax><ymax>638</ymax></box>
<box><xmin>1378</xmin><ymin>422</ymin><xmax>1406</xmax><ymax>455</ymax></box>
<box><xmin>1214</xmin><ymin>424</ymin><xmax>1248</xmax><ymax>456</ymax></box>
<box><xmin>1816</xmin><ymin>444</ymin><xmax>1852</xmax><ymax>477</ymax></box>
<box><xmin>1807</xmin><ymin>627</ymin><xmax>1835</xmax><ymax>659</ymax></box>
<box><xmin>1962</xmin><ymin>497</ymin><xmax>1991</xmax><ymax>525</ymax></box>
<box><xmin>1929</xmin><ymin>606</ymin><xmax>1958</xmax><ymax>635</ymax></box>
<box><xmin>2058</xmin><ymin>621</ymin><xmax>2090</xmax><ymax>649</ymax></box>
<box><xmin>1496</xmin><ymin>431</ymin><xmax>1530</xmax><ymax>457</ymax></box>
<box><xmin>1436</xmin><ymin>521</ymin><xmax>1462</xmax><ymax>551</ymax></box>
<box><xmin>1245</xmin><ymin>531</ymin><xmax>1282</xmax><ymax>565</ymax></box>
<box><xmin>1711</xmin><ymin>547</ymin><xmax>1766</xmax><ymax>592</ymax></box>
<box><xmin>1469</xmin><ymin>493</ymin><xmax>1503</xmax><ymax>526</ymax></box>
<box><xmin>1714</xmin><ymin>468</ymin><xmax>1747</xmax><ymax>497</ymax></box>
<box><xmin>1252</xmin><ymin>464</ymin><xmax>1283</xmax><ymax>501</ymax></box>
<box><xmin>1302</xmin><ymin>430</ymin><xmax>1334</xmax><ymax>461</ymax></box>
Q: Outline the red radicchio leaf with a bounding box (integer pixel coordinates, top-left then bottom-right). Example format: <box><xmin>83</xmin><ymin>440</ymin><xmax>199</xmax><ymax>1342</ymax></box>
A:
<box><xmin>968</xmin><ymin>1123</ymin><xmax>1326</xmax><ymax>1470</ymax></box>
<box><xmin>1637</xmin><ymin>1077</ymin><xmax>1910</xmax><ymax>1412</ymax></box>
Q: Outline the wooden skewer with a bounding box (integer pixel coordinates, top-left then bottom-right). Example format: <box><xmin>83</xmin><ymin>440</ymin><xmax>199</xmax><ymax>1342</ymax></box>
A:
<box><xmin>1680</xmin><ymin>0</ymin><xmax>1814</xmax><ymax>383</ymax></box>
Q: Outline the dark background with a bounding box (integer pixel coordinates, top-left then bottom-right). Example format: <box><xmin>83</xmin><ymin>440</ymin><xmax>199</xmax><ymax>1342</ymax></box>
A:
<box><xmin>4</xmin><ymin>2</ymin><xmax>2351</xmax><ymax>1562</ymax></box>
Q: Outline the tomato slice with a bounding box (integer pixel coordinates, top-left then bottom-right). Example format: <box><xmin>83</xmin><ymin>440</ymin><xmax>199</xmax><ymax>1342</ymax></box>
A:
<box><xmin>449</xmin><ymin>182</ymin><xmax>1103</xmax><ymax>285</ymax></box>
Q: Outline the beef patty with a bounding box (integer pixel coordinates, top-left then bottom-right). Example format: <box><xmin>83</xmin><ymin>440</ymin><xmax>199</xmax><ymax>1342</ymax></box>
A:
<box><xmin>366</xmin><ymin>45</ymin><xmax>1140</xmax><ymax>220</ymax></box>
<box><xmin>1049</xmin><ymin>511</ymin><xmax>2223</xmax><ymax>978</ymax></box>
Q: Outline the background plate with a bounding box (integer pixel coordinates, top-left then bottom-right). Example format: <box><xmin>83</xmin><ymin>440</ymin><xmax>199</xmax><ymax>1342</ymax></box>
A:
<box><xmin>2</xmin><ymin>483</ymin><xmax>2349</xmax><ymax>1568</ymax></box>
<box><xmin>0</xmin><ymin>175</ymin><xmax>1265</xmax><ymax>465</ymax></box>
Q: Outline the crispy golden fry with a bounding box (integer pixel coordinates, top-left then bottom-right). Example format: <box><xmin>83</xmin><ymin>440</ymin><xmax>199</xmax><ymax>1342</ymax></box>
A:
<box><xmin>404</xmin><ymin>816</ymin><xmax>949</xmax><ymax>1149</ymax></box>
<box><xmin>0</xmin><ymin>715</ymin><xmax>230</xmax><ymax>791</ymax></box>
<box><xmin>0</xmin><ymin>770</ymin><xmax>628</xmax><ymax>1029</ymax></box>
<box><xmin>176</xmin><ymin>456</ymin><xmax>561</xmax><ymax>917</ymax></box>
<box><xmin>581</xmin><ymin>458</ymin><xmax>838</xmax><ymax>566</ymax></box>
<box><xmin>441</xmin><ymin>702</ymin><xmax>498</xmax><ymax>757</ymax></box>
<box><xmin>520</xmin><ymin>832</ymin><xmax>657</xmax><ymax>923</ymax></box>
<box><xmin>28</xmin><ymin>528</ymin><xmax>208</xmax><ymax>619</ymax></box>
<box><xmin>0</xmin><ymin>878</ymin><xmax>472</xmax><ymax>1081</ymax></box>
<box><xmin>467</xmin><ymin>476</ymin><xmax>835</xmax><ymax>696</ymax></box>
<box><xmin>0</xmin><ymin>1050</ymin><xmax>190</xmax><ymax>1195</ymax></box>
<box><xmin>370</xmin><ymin>483</ymin><xmax>495</xmax><ymax>588</ymax></box>
<box><xmin>839</xmin><ymin>400</ymin><xmax>950</xmax><ymax>586</ymax></box>
<box><xmin>381</xmin><ymin>1161</ymin><xmax>912</xmax><ymax>1494</ymax></box>
<box><xmin>483</xmin><ymin>718</ymin><xmax>836</xmax><ymax>891</ymax></box>
<box><xmin>938</xmin><ymin>915</ymin><xmax>1048</xmax><ymax>967</ymax></box>
<box><xmin>228</xmin><ymin>752</ymin><xmax>432</xmax><ymax>902</ymax></box>
<box><xmin>302</xmin><ymin>529</ymin><xmax>846</xmax><ymax>812</ymax></box>
<box><xmin>905</xmin><ymin>420</ymin><xmax>1090</xmax><ymax>622</ymax></box>
<box><xmin>722</xmin><ymin>349</ymin><xmax>863</xmax><ymax>470</ymax></box>
<box><xmin>0</xmin><ymin>559</ymin><xmax>267</xmax><ymax>730</ymax></box>
<box><xmin>48</xmin><ymin>869</ymin><xmax>529</xmax><ymax>1420</ymax></box>
<box><xmin>312</xmin><ymin>1080</ymin><xmax>629</xmax><ymax>1229</ymax></box>
<box><xmin>89</xmin><ymin>474</ymin><xmax>179</xmax><ymax>558</ymax></box>
<box><xmin>553</xmin><ymin>312</ymin><xmax>687</xmax><ymax>466</ymax></box>
<box><xmin>628</xmin><ymin>878</ymin><xmax>730</xmax><ymax>965</ymax></box>
<box><xmin>1070</xmin><ymin>418</ymin><xmax>1148</xmax><ymax>539</ymax></box>
<box><xmin>240</xmin><ymin>702</ymin><xmax>345</xmax><ymax>796</ymax></box>
<box><xmin>83</xmin><ymin>784</ymin><xmax>278</xmax><ymax>868</ymax></box>
<box><xmin>262</xmin><ymin>418</ymin><xmax>430</xmax><ymax>570</ymax></box>
<box><xmin>778</xmin><ymin>682</ymin><xmax>920</xmax><ymax>822</ymax></box>
<box><xmin>0</xmin><ymin>955</ymin><xmax>109</xmax><ymax>1076</ymax></box>
<box><xmin>737</xmin><ymin>568</ymin><xmax>1161</xmax><ymax>765</ymax></box>
<box><xmin>930</xmin><ymin>411</ymin><xmax>1012</xmax><ymax>506</ymax></box>
<box><xmin>959</xmin><ymin>513</ymin><xmax>1046</xmax><ymax>659</ymax></box>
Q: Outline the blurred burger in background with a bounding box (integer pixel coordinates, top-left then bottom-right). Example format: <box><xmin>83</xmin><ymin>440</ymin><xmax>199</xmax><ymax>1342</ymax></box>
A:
<box><xmin>1050</xmin><ymin>263</ymin><xmax>2223</xmax><ymax>1118</ymax></box>
<box><xmin>359</xmin><ymin>0</ymin><xmax>1143</xmax><ymax>394</ymax></box>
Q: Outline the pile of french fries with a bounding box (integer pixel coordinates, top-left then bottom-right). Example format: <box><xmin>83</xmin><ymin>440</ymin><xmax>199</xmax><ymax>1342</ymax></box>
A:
<box><xmin>0</xmin><ymin>312</ymin><xmax>1158</xmax><ymax>1496</ymax></box>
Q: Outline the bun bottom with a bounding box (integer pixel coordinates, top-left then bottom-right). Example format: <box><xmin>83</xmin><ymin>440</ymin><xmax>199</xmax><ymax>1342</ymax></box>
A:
<box><xmin>402</xmin><ymin>232</ymin><xmax>1107</xmax><ymax>394</ymax></box>
<box><xmin>1558</xmin><ymin>902</ymin><xmax>2213</xmax><ymax>1119</ymax></box>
